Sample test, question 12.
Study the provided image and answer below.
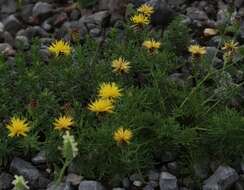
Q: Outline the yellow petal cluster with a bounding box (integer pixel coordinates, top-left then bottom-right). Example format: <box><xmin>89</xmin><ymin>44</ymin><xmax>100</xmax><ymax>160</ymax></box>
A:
<box><xmin>130</xmin><ymin>14</ymin><xmax>150</xmax><ymax>27</ymax></box>
<box><xmin>143</xmin><ymin>39</ymin><xmax>161</xmax><ymax>53</ymax></box>
<box><xmin>137</xmin><ymin>4</ymin><xmax>154</xmax><ymax>16</ymax></box>
<box><xmin>53</xmin><ymin>115</ymin><xmax>74</xmax><ymax>131</ymax></box>
<box><xmin>188</xmin><ymin>45</ymin><xmax>206</xmax><ymax>57</ymax></box>
<box><xmin>112</xmin><ymin>57</ymin><xmax>130</xmax><ymax>74</ymax></box>
<box><xmin>113</xmin><ymin>127</ymin><xmax>133</xmax><ymax>144</ymax></box>
<box><xmin>98</xmin><ymin>82</ymin><xmax>122</xmax><ymax>100</ymax></box>
<box><xmin>48</xmin><ymin>40</ymin><xmax>72</xmax><ymax>56</ymax></box>
<box><xmin>88</xmin><ymin>98</ymin><xmax>114</xmax><ymax>113</ymax></box>
<box><xmin>6</xmin><ymin>117</ymin><xmax>30</xmax><ymax>138</ymax></box>
<box><xmin>222</xmin><ymin>40</ymin><xmax>238</xmax><ymax>53</ymax></box>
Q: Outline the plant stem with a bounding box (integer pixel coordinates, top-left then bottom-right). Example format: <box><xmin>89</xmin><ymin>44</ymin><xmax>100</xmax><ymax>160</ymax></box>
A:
<box><xmin>55</xmin><ymin>159</ymin><xmax>71</xmax><ymax>188</ymax></box>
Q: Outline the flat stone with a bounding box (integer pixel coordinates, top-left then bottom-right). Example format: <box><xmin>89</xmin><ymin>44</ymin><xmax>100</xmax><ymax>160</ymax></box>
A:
<box><xmin>3</xmin><ymin>15</ymin><xmax>23</xmax><ymax>35</ymax></box>
<box><xmin>79</xmin><ymin>180</ymin><xmax>105</xmax><ymax>190</ymax></box>
<box><xmin>203</xmin><ymin>165</ymin><xmax>239</xmax><ymax>190</ymax></box>
<box><xmin>65</xmin><ymin>173</ymin><xmax>83</xmax><ymax>186</ymax></box>
<box><xmin>47</xmin><ymin>182</ymin><xmax>73</xmax><ymax>190</ymax></box>
<box><xmin>32</xmin><ymin>2</ymin><xmax>52</xmax><ymax>19</ymax></box>
<box><xmin>10</xmin><ymin>157</ymin><xmax>42</xmax><ymax>188</ymax></box>
<box><xmin>31</xmin><ymin>151</ymin><xmax>47</xmax><ymax>165</ymax></box>
<box><xmin>81</xmin><ymin>11</ymin><xmax>110</xmax><ymax>28</ymax></box>
<box><xmin>1</xmin><ymin>0</ymin><xmax>17</xmax><ymax>14</ymax></box>
<box><xmin>15</xmin><ymin>35</ymin><xmax>29</xmax><ymax>50</ymax></box>
<box><xmin>159</xmin><ymin>172</ymin><xmax>178</xmax><ymax>190</ymax></box>
<box><xmin>0</xmin><ymin>43</ymin><xmax>15</xmax><ymax>56</ymax></box>
<box><xmin>0</xmin><ymin>172</ymin><xmax>13</xmax><ymax>190</ymax></box>
<box><xmin>0</xmin><ymin>22</ymin><xmax>4</xmax><ymax>32</ymax></box>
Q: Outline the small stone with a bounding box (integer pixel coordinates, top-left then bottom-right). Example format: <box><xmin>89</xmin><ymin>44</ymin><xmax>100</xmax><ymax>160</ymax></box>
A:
<box><xmin>39</xmin><ymin>48</ymin><xmax>51</xmax><ymax>62</ymax></box>
<box><xmin>81</xmin><ymin>11</ymin><xmax>110</xmax><ymax>27</ymax></box>
<box><xmin>143</xmin><ymin>184</ymin><xmax>155</xmax><ymax>190</ymax></box>
<box><xmin>187</xmin><ymin>7</ymin><xmax>208</xmax><ymax>21</ymax></box>
<box><xmin>3</xmin><ymin>15</ymin><xmax>23</xmax><ymax>35</ymax></box>
<box><xmin>0</xmin><ymin>172</ymin><xmax>14</xmax><ymax>190</ymax></box>
<box><xmin>31</xmin><ymin>151</ymin><xmax>47</xmax><ymax>165</ymax></box>
<box><xmin>130</xmin><ymin>173</ymin><xmax>144</xmax><ymax>181</ymax></box>
<box><xmin>10</xmin><ymin>157</ymin><xmax>42</xmax><ymax>188</ymax></box>
<box><xmin>148</xmin><ymin>170</ymin><xmax>160</xmax><ymax>181</ymax></box>
<box><xmin>17</xmin><ymin>26</ymin><xmax>49</xmax><ymax>39</ymax></box>
<box><xmin>70</xmin><ymin>9</ymin><xmax>81</xmax><ymax>20</ymax></box>
<box><xmin>15</xmin><ymin>35</ymin><xmax>29</xmax><ymax>50</ymax></box>
<box><xmin>0</xmin><ymin>43</ymin><xmax>15</xmax><ymax>56</ymax></box>
<box><xmin>42</xmin><ymin>19</ymin><xmax>52</xmax><ymax>31</ymax></box>
<box><xmin>53</xmin><ymin>12</ymin><xmax>68</xmax><ymax>27</ymax></box>
<box><xmin>167</xmin><ymin>162</ymin><xmax>178</xmax><ymax>175</ymax></box>
<box><xmin>204</xmin><ymin>28</ymin><xmax>218</xmax><ymax>37</ymax></box>
<box><xmin>90</xmin><ymin>28</ymin><xmax>101</xmax><ymax>37</ymax></box>
<box><xmin>47</xmin><ymin>182</ymin><xmax>73</xmax><ymax>190</ymax></box>
<box><xmin>159</xmin><ymin>172</ymin><xmax>178</xmax><ymax>190</ymax></box>
<box><xmin>20</xmin><ymin>4</ymin><xmax>34</xmax><ymax>22</ymax></box>
<box><xmin>79</xmin><ymin>180</ymin><xmax>105</xmax><ymax>190</ymax></box>
<box><xmin>0</xmin><ymin>22</ymin><xmax>4</xmax><ymax>32</ymax></box>
<box><xmin>32</xmin><ymin>2</ymin><xmax>52</xmax><ymax>19</ymax></box>
<box><xmin>133</xmin><ymin>180</ymin><xmax>143</xmax><ymax>187</ymax></box>
<box><xmin>1</xmin><ymin>0</ymin><xmax>17</xmax><ymax>14</ymax></box>
<box><xmin>65</xmin><ymin>173</ymin><xmax>83</xmax><ymax>186</ymax></box>
<box><xmin>203</xmin><ymin>165</ymin><xmax>239</xmax><ymax>190</ymax></box>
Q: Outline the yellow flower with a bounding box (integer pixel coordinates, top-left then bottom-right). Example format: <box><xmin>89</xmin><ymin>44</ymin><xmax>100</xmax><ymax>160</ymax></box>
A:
<box><xmin>142</xmin><ymin>39</ymin><xmax>161</xmax><ymax>53</ymax></box>
<box><xmin>137</xmin><ymin>4</ymin><xmax>154</xmax><ymax>16</ymax></box>
<box><xmin>112</xmin><ymin>57</ymin><xmax>130</xmax><ymax>74</ymax></box>
<box><xmin>48</xmin><ymin>40</ymin><xmax>72</xmax><ymax>56</ymax></box>
<box><xmin>53</xmin><ymin>115</ymin><xmax>74</xmax><ymax>131</ymax></box>
<box><xmin>222</xmin><ymin>40</ymin><xmax>238</xmax><ymax>53</ymax></box>
<box><xmin>113</xmin><ymin>127</ymin><xmax>133</xmax><ymax>144</ymax></box>
<box><xmin>130</xmin><ymin>14</ymin><xmax>150</xmax><ymax>27</ymax></box>
<box><xmin>88</xmin><ymin>98</ymin><xmax>114</xmax><ymax>113</ymax></box>
<box><xmin>98</xmin><ymin>82</ymin><xmax>122</xmax><ymax>100</ymax></box>
<box><xmin>188</xmin><ymin>45</ymin><xmax>206</xmax><ymax>57</ymax></box>
<box><xmin>6</xmin><ymin>117</ymin><xmax>30</xmax><ymax>138</ymax></box>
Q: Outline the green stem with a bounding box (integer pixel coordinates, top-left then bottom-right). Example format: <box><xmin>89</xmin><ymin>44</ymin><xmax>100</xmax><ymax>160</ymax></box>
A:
<box><xmin>55</xmin><ymin>159</ymin><xmax>71</xmax><ymax>188</ymax></box>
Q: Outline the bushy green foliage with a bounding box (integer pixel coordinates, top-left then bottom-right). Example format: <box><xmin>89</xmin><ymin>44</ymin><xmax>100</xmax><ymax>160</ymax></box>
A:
<box><xmin>163</xmin><ymin>17</ymin><xmax>191</xmax><ymax>55</ymax></box>
<box><xmin>0</xmin><ymin>14</ymin><xmax>243</xmax><ymax>185</ymax></box>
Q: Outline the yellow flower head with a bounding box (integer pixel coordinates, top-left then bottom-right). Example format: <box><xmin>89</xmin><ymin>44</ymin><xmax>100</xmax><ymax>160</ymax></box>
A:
<box><xmin>112</xmin><ymin>57</ymin><xmax>130</xmax><ymax>74</ymax></box>
<box><xmin>222</xmin><ymin>40</ymin><xmax>239</xmax><ymax>53</ymax></box>
<box><xmin>98</xmin><ymin>82</ymin><xmax>122</xmax><ymax>100</ymax></box>
<box><xmin>130</xmin><ymin>14</ymin><xmax>150</xmax><ymax>27</ymax></box>
<box><xmin>113</xmin><ymin>127</ymin><xmax>133</xmax><ymax>144</ymax></box>
<box><xmin>143</xmin><ymin>39</ymin><xmax>161</xmax><ymax>53</ymax></box>
<box><xmin>48</xmin><ymin>40</ymin><xmax>72</xmax><ymax>56</ymax></box>
<box><xmin>188</xmin><ymin>45</ymin><xmax>206</xmax><ymax>57</ymax></box>
<box><xmin>88</xmin><ymin>98</ymin><xmax>114</xmax><ymax>114</ymax></box>
<box><xmin>6</xmin><ymin>117</ymin><xmax>30</xmax><ymax>138</ymax></box>
<box><xmin>137</xmin><ymin>4</ymin><xmax>154</xmax><ymax>16</ymax></box>
<box><xmin>53</xmin><ymin>115</ymin><xmax>74</xmax><ymax>131</ymax></box>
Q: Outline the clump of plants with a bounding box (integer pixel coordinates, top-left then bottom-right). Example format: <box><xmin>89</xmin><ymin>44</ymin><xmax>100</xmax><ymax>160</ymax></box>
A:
<box><xmin>0</xmin><ymin>3</ymin><xmax>244</xmax><ymax>187</ymax></box>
